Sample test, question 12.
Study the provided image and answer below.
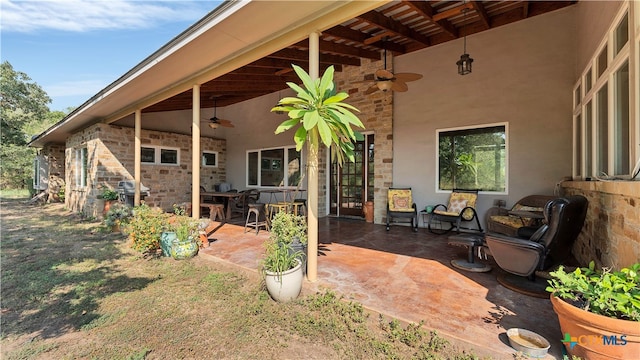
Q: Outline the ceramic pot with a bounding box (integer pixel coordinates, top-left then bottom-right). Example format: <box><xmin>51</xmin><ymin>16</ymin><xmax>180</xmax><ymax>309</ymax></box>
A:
<box><xmin>170</xmin><ymin>236</ymin><xmax>198</xmax><ymax>260</ymax></box>
<box><xmin>550</xmin><ymin>294</ymin><xmax>640</xmax><ymax>359</ymax></box>
<box><xmin>265</xmin><ymin>259</ymin><xmax>303</xmax><ymax>302</ymax></box>
<box><xmin>160</xmin><ymin>231</ymin><xmax>177</xmax><ymax>257</ymax></box>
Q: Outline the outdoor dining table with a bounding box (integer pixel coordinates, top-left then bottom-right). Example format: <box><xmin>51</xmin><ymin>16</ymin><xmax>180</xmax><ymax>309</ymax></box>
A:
<box><xmin>200</xmin><ymin>192</ymin><xmax>245</xmax><ymax>220</ymax></box>
<box><xmin>260</xmin><ymin>188</ymin><xmax>306</xmax><ymax>204</ymax></box>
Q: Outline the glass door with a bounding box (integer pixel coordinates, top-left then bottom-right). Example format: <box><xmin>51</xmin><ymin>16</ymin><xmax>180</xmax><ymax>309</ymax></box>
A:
<box><xmin>330</xmin><ymin>134</ymin><xmax>374</xmax><ymax>217</ymax></box>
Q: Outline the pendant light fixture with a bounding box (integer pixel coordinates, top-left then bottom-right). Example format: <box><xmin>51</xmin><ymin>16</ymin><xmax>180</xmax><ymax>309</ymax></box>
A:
<box><xmin>456</xmin><ymin>1</ymin><xmax>473</xmax><ymax>75</ymax></box>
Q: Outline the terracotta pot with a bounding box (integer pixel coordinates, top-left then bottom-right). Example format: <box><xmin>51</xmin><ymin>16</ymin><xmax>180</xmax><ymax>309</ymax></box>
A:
<box><xmin>103</xmin><ymin>199</ymin><xmax>117</xmax><ymax>216</ymax></box>
<box><xmin>550</xmin><ymin>294</ymin><xmax>640</xmax><ymax>359</ymax></box>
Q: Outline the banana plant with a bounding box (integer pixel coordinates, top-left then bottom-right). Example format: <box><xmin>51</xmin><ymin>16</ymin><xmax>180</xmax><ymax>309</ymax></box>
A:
<box><xmin>271</xmin><ymin>64</ymin><xmax>364</xmax><ymax>166</ymax></box>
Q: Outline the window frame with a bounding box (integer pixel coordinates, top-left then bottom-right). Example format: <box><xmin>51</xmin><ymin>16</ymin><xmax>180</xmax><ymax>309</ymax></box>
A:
<box><xmin>572</xmin><ymin>5</ymin><xmax>637</xmax><ymax>180</ymax></box>
<box><xmin>201</xmin><ymin>151</ymin><xmax>218</xmax><ymax>168</ymax></box>
<box><xmin>435</xmin><ymin>122</ymin><xmax>508</xmax><ymax>195</ymax></box>
<box><xmin>74</xmin><ymin>147</ymin><xmax>87</xmax><ymax>188</ymax></box>
<box><xmin>245</xmin><ymin>145</ymin><xmax>302</xmax><ymax>188</ymax></box>
<box><xmin>140</xmin><ymin>145</ymin><xmax>180</xmax><ymax>166</ymax></box>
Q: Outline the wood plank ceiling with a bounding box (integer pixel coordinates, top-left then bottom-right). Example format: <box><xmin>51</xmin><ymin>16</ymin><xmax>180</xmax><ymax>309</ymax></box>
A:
<box><xmin>143</xmin><ymin>0</ymin><xmax>576</xmax><ymax>112</ymax></box>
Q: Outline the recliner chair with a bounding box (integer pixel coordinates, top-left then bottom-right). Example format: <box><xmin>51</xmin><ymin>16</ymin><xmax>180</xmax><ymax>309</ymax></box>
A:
<box><xmin>484</xmin><ymin>195</ymin><xmax>588</xmax><ymax>296</ymax></box>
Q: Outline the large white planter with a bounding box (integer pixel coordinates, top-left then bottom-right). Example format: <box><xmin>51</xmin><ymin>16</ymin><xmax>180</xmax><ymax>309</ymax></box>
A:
<box><xmin>265</xmin><ymin>259</ymin><xmax>303</xmax><ymax>302</ymax></box>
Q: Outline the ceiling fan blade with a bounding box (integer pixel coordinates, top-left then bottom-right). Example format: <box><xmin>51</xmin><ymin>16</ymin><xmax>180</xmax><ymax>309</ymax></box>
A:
<box><xmin>390</xmin><ymin>81</ymin><xmax>408</xmax><ymax>92</ymax></box>
<box><xmin>364</xmin><ymin>84</ymin><xmax>380</xmax><ymax>95</ymax></box>
<box><xmin>375</xmin><ymin>69</ymin><xmax>394</xmax><ymax>80</ymax></box>
<box><xmin>394</xmin><ymin>73</ymin><xmax>423</xmax><ymax>82</ymax></box>
<box><xmin>217</xmin><ymin>119</ymin><xmax>234</xmax><ymax>127</ymax></box>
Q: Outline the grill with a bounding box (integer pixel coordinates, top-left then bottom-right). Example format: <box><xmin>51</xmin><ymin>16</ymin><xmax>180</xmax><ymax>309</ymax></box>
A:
<box><xmin>117</xmin><ymin>180</ymin><xmax>150</xmax><ymax>206</ymax></box>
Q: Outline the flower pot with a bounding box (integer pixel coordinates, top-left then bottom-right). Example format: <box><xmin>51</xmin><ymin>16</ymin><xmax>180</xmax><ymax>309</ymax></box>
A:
<box><xmin>550</xmin><ymin>294</ymin><xmax>640</xmax><ymax>359</ymax></box>
<box><xmin>160</xmin><ymin>231</ymin><xmax>177</xmax><ymax>257</ymax></box>
<box><xmin>265</xmin><ymin>259</ymin><xmax>303</xmax><ymax>302</ymax></box>
<box><xmin>170</xmin><ymin>236</ymin><xmax>199</xmax><ymax>260</ymax></box>
<box><xmin>288</xmin><ymin>240</ymin><xmax>307</xmax><ymax>275</ymax></box>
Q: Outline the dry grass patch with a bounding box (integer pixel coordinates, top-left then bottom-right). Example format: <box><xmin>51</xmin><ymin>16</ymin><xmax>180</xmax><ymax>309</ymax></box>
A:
<box><xmin>1</xmin><ymin>199</ymin><xmax>487</xmax><ymax>360</ymax></box>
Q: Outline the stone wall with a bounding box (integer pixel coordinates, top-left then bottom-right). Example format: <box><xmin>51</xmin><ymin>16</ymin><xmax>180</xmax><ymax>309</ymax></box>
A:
<box><xmin>334</xmin><ymin>55</ymin><xmax>394</xmax><ymax>224</ymax></box>
<box><xmin>41</xmin><ymin>143</ymin><xmax>65</xmax><ymax>202</ymax></box>
<box><xmin>561</xmin><ymin>181</ymin><xmax>640</xmax><ymax>270</ymax></box>
<box><xmin>65</xmin><ymin>123</ymin><xmax>226</xmax><ymax>218</ymax></box>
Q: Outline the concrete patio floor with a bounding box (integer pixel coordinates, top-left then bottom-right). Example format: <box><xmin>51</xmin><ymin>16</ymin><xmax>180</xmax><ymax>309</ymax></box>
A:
<box><xmin>199</xmin><ymin>216</ymin><xmax>562</xmax><ymax>359</ymax></box>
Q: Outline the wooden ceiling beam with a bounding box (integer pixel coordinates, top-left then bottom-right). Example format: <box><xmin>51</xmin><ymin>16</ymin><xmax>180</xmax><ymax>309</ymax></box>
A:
<box><xmin>403</xmin><ymin>0</ymin><xmax>457</xmax><ymax>38</ymax></box>
<box><xmin>293</xmin><ymin>39</ymin><xmax>380</xmax><ymax>60</ymax></box>
<box><xmin>268</xmin><ymin>48</ymin><xmax>361</xmax><ymax>66</ymax></box>
<box><xmin>357</xmin><ymin>10</ymin><xmax>431</xmax><ymax>46</ymax></box>
<box><xmin>470</xmin><ymin>1</ymin><xmax>491</xmax><ymax>30</ymax></box>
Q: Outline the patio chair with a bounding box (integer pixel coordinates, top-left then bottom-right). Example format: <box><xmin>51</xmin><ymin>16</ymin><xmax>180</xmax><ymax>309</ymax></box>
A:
<box><xmin>485</xmin><ymin>195</ymin><xmax>588</xmax><ymax>297</ymax></box>
<box><xmin>386</xmin><ymin>188</ymin><xmax>418</xmax><ymax>232</ymax></box>
<box><xmin>428</xmin><ymin>189</ymin><xmax>482</xmax><ymax>234</ymax></box>
<box><xmin>229</xmin><ymin>189</ymin><xmax>260</xmax><ymax>218</ymax></box>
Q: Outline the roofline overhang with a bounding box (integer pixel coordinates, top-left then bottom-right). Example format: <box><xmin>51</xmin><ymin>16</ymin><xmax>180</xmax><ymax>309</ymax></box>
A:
<box><xmin>29</xmin><ymin>0</ymin><xmax>389</xmax><ymax>148</ymax></box>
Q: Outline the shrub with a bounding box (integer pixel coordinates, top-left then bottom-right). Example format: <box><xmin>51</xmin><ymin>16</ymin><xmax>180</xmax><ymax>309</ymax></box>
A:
<box><xmin>127</xmin><ymin>203</ymin><xmax>170</xmax><ymax>254</ymax></box>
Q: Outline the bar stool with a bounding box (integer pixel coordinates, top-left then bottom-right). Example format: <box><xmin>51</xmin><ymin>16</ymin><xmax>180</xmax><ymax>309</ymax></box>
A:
<box><xmin>245</xmin><ymin>203</ymin><xmax>269</xmax><ymax>234</ymax></box>
<box><xmin>293</xmin><ymin>199</ymin><xmax>307</xmax><ymax>216</ymax></box>
<box><xmin>208</xmin><ymin>204</ymin><xmax>226</xmax><ymax>222</ymax></box>
<box><xmin>267</xmin><ymin>202</ymin><xmax>289</xmax><ymax>219</ymax></box>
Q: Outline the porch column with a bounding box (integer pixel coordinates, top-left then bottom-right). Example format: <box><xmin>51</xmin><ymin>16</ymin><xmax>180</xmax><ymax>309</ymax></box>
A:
<box><xmin>191</xmin><ymin>84</ymin><xmax>201</xmax><ymax>219</ymax></box>
<box><xmin>307</xmin><ymin>31</ymin><xmax>320</xmax><ymax>282</ymax></box>
<box><xmin>134</xmin><ymin>109</ymin><xmax>142</xmax><ymax>206</ymax></box>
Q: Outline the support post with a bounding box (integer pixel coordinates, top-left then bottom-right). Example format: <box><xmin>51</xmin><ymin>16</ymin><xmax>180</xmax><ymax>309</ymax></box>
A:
<box><xmin>192</xmin><ymin>84</ymin><xmax>201</xmax><ymax>219</ymax></box>
<box><xmin>134</xmin><ymin>109</ymin><xmax>141</xmax><ymax>206</ymax></box>
<box><xmin>307</xmin><ymin>31</ymin><xmax>320</xmax><ymax>282</ymax></box>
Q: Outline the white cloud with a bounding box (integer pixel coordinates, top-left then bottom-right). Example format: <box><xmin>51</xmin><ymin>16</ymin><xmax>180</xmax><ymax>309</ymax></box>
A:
<box><xmin>1</xmin><ymin>0</ymin><xmax>213</xmax><ymax>33</ymax></box>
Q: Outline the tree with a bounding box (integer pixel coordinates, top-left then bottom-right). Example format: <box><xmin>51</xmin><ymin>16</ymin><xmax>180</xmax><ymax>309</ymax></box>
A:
<box><xmin>0</xmin><ymin>61</ymin><xmax>61</xmax><ymax>189</ymax></box>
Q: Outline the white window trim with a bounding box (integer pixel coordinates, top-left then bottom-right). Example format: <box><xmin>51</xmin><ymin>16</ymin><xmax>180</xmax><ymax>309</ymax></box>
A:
<box><xmin>202</xmin><ymin>151</ymin><xmax>218</xmax><ymax>167</ymax></box>
<box><xmin>74</xmin><ymin>147</ymin><xmax>87</xmax><ymax>188</ymax></box>
<box><xmin>141</xmin><ymin>145</ymin><xmax>180</xmax><ymax>166</ymax></box>
<box><xmin>435</xmin><ymin>122</ymin><xmax>509</xmax><ymax>195</ymax></box>
<box><xmin>246</xmin><ymin>145</ymin><xmax>301</xmax><ymax>188</ymax></box>
<box><xmin>573</xmin><ymin>3</ymin><xmax>638</xmax><ymax>180</ymax></box>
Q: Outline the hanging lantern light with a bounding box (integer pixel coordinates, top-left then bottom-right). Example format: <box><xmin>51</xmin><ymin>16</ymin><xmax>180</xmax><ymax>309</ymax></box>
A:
<box><xmin>456</xmin><ymin>2</ymin><xmax>473</xmax><ymax>75</ymax></box>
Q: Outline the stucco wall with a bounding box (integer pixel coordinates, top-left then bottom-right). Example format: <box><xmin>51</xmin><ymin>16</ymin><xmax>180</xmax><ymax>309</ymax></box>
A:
<box><xmin>393</xmin><ymin>6</ymin><xmax>576</xmax><ymax>225</ymax></box>
<box><xmin>65</xmin><ymin>123</ymin><xmax>226</xmax><ymax>217</ymax></box>
<box><xmin>575</xmin><ymin>1</ymin><xmax>624</xmax><ymax>73</ymax></box>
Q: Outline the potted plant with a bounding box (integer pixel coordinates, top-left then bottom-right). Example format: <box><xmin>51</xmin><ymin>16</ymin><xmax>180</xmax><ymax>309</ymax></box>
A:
<box><xmin>99</xmin><ymin>186</ymin><xmax>119</xmax><ymax>215</ymax></box>
<box><xmin>269</xmin><ymin>211</ymin><xmax>308</xmax><ymax>273</ymax></box>
<box><xmin>546</xmin><ymin>262</ymin><xmax>640</xmax><ymax>359</ymax></box>
<box><xmin>103</xmin><ymin>202</ymin><xmax>132</xmax><ymax>233</ymax></box>
<box><xmin>169</xmin><ymin>212</ymin><xmax>200</xmax><ymax>260</ymax></box>
<box><xmin>261</xmin><ymin>237</ymin><xmax>304</xmax><ymax>302</ymax></box>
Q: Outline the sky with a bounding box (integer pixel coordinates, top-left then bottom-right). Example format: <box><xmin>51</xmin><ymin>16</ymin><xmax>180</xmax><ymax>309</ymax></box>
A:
<box><xmin>1</xmin><ymin>0</ymin><xmax>221</xmax><ymax>112</ymax></box>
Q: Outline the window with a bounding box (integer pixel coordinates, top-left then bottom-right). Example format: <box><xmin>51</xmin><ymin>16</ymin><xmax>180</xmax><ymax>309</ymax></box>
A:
<box><xmin>75</xmin><ymin>147</ymin><xmax>87</xmax><ymax>187</ymax></box>
<box><xmin>202</xmin><ymin>151</ymin><xmax>218</xmax><ymax>167</ymax></box>
<box><xmin>246</xmin><ymin>146</ymin><xmax>301</xmax><ymax>187</ymax></box>
<box><xmin>33</xmin><ymin>157</ymin><xmax>41</xmax><ymax>188</ymax></box>
<box><xmin>573</xmin><ymin>7</ymin><xmax>636</xmax><ymax>180</ymax></box>
<box><xmin>437</xmin><ymin>124</ymin><xmax>506</xmax><ymax>193</ymax></box>
<box><xmin>140</xmin><ymin>146</ymin><xmax>179</xmax><ymax>165</ymax></box>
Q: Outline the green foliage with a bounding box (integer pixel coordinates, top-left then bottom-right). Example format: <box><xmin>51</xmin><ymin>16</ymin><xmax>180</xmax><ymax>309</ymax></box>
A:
<box><xmin>261</xmin><ymin>238</ymin><xmax>302</xmax><ymax>276</ymax></box>
<box><xmin>103</xmin><ymin>202</ymin><xmax>132</xmax><ymax>229</ymax></box>
<box><xmin>0</xmin><ymin>61</ymin><xmax>65</xmax><ymax>189</ymax></box>
<box><xmin>172</xmin><ymin>215</ymin><xmax>199</xmax><ymax>241</ymax></box>
<box><xmin>100</xmin><ymin>187</ymin><xmax>119</xmax><ymax>201</ymax></box>
<box><xmin>126</xmin><ymin>203</ymin><xmax>170</xmax><ymax>254</ymax></box>
<box><xmin>546</xmin><ymin>261</ymin><xmax>640</xmax><ymax>321</ymax></box>
<box><xmin>271</xmin><ymin>64</ymin><xmax>364</xmax><ymax>166</ymax></box>
<box><xmin>269</xmin><ymin>211</ymin><xmax>307</xmax><ymax>245</ymax></box>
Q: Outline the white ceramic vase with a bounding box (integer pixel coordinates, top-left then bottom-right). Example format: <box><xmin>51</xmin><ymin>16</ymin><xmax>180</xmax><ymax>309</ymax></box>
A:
<box><xmin>265</xmin><ymin>259</ymin><xmax>303</xmax><ymax>302</ymax></box>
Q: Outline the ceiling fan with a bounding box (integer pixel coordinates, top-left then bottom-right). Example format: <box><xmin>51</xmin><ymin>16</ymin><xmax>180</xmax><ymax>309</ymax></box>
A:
<box><xmin>201</xmin><ymin>99</ymin><xmax>234</xmax><ymax>129</ymax></box>
<box><xmin>361</xmin><ymin>44</ymin><xmax>423</xmax><ymax>95</ymax></box>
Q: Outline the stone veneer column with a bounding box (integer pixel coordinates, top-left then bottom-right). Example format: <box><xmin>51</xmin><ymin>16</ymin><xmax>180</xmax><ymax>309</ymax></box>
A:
<box><xmin>561</xmin><ymin>181</ymin><xmax>640</xmax><ymax>269</ymax></box>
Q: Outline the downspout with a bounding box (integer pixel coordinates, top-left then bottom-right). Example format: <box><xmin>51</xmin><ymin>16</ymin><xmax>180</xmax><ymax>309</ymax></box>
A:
<box><xmin>192</xmin><ymin>84</ymin><xmax>201</xmax><ymax>219</ymax></box>
<box><xmin>307</xmin><ymin>31</ymin><xmax>320</xmax><ymax>282</ymax></box>
<box><xmin>134</xmin><ymin>109</ymin><xmax>142</xmax><ymax>205</ymax></box>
